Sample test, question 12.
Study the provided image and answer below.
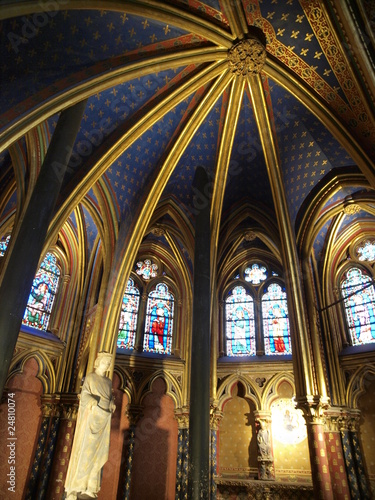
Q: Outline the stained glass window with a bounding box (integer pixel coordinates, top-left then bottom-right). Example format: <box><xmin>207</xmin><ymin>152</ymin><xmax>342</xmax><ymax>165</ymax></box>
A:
<box><xmin>341</xmin><ymin>267</ymin><xmax>375</xmax><ymax>345</ymax></box>
<box><xmin>356</xmin><ymin>240</ymin><xmax>375</xmax><ymax>262</ymax></box>
<box><xmin>143</xmin><ymin>282</ymin><xmax>174</xmax><ymax>354</ymax></box>
<box><xmin>117</xmin><ymin>278</ymin><xmax>140</xmax><ymax>349</ymax></box>
<box><xmin>136</xmin><ymin>259</ymin><xmax>158</xmax><ymax>280</ymax></box>
<box><xmin>262</xmin><ymin>283</ymin><xmax>291</xmax><ymax>355</ymax></box>
<box><xmin>225</xmin><ymin>286</ymin><xmax>256</xmax><ymax>356</ymax></box>
<box><xmin>22</xmin><ymin>252</ymin><xmax>61</xmax><ymax>331</ymax></box>
<box><xmin>0</xmin><ymin>235</ymin><xmax>10</xmax><ymax>256</ymax></box>
<box><xmin>244</xmin><ymin>263</ymin><xmax>267</xmax><ymax>285</ymax></box>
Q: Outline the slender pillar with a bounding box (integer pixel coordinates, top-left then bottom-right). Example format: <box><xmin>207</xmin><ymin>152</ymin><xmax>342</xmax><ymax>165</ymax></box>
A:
<box><xmin>324</xmin><ymin>409</ymin><xmax>351</xmax><ymax>500</ymax></box>
<box><xmin>303</xmin><ymin>413</ymin><xmax>334</xmax><ymax>499</ymax></box>
<box><xmin>188</xmin><ymin>166</ymin><xmax>211</xmax><ymax>499</ymax></box>
<box><xmin>175</xmin><ymin>408</ymin><xmax>189</xmax><ymax>500</ymax></box>
<box><xmin>25</xmin><ymin>399</ymin><xmax>54</xmax><ymax>499</ymax></box>
<box><xmin>0</xmin><ymin>100</ymin><xmax>87</xmax><ymax>398</ymax></box>
<box><xmin>209</xmin><ymin>406</ymin><xmax>223</xmax><ymax>499</ymax></box>
<box><xmin>45</xmin><ymin>395</ymin><xmax>78</xmax><ymax>500</ymax></box>
<box><xmin>254</xmin><ymin>411</ymin><xmax>275</xmax><ymax>481</ymax></box>
<box><xmin>343</xmin><ymin>410</ymin><xmax>371</xmax><ymax>500</ymax></box>
<box><xmin>339</xmin><ymin>412</ymin><xmax>361</xmax><ymax>499</ymax></box>
<box><xmin>119</xmin><ymin>405</ymin><xmax>143</xmax><ymax>500</ymax></box>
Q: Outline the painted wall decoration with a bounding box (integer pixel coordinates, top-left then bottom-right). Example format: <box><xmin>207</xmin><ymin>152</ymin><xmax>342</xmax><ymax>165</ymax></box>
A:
<box><xmin>341</xmin><ymin>267</ymin><xmax>375</xmax><ymax>345</ymax></box>
<box><xmin>22</xmin><ymin>252</ymin><xmax>60</xmax><ymax>331</ymax></box>
<box><xmin>225</xmin><ymin>286</ymin><xmax>256</xmax><ymax>356</ymax></box>
<box><xmin>271</xmin><ymin>399</ymin><xmax>307</xmax><ymax>446</ymax></box>
<box><xmin>218</xmin><ymin>391</ymin><xmax>257</xmax><ymax>477</ymax></box>
<box><xmin>143</xmin><ymin>282</ymin><xmax>174</xmax><ymax>354</ymax></box>
<box><xmin>262</xmin><ymin>283</ymin><xmax>291</xmax><ymax>355</ymax></box>
<box><xmin>117</xmin><ymin>278</ymin><xmax>140</xmax><ymax>349</ymax></box>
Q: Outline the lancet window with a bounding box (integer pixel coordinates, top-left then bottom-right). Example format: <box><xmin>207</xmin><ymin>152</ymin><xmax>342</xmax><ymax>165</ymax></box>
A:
<box><xmin>341</xmin><ymin>266</ymin><xmax>375</xmax><ymax>346</ymax></box>
<box><xmin>143</xmin><ymin>282</ymin><xmax>175</xmax><ymax>354</ymax></box>
<box><xmin>262</xmin><ymin>282</ymin><xmax>291</xmax><ymax>355</ymax></box>
<box><xmin>22</xmin><ymin>252</ymin><xmax>61</xmax><ymax>331</ymax></box>
<box><xmin>117</xmin><ymin>278</ymin><xmax>140</xmax><ymax>349</ymax></box>
<box><xmin>117</xmin><ymin>264</ymin><xmax>176</xmax><ymax>356</ymax></box>
<box><xmin>224</xmin><ymin>263</ymin><xmax>291</xmax><ymax>357</ymax></box>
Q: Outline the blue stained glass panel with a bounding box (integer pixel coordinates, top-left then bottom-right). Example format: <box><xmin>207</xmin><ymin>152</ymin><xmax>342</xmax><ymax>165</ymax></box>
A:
<box><xmin>0</xmin><ymin>235</ymin><xmax>10</xmax><ymax>256</ymax></box>
<box><xmin>262</xmin><ymin>283</ymin><xmax>291</xmax><ymax>355</ymax></box>
<box><xmin>225</xmin><ymin>286</ymin><xmax>255</xmax><ymax>356</ymax></box>
<box><xmin>117</xmin><ymin>278</ymin><xmax>140</xmax><ymax>349</ymax></box>
<box><xmin>143</xmin><ymin>283</ymin><xmax>174</xmax><ymax>354</ymax></box>
<box><xmin>22</xmin><ymin>252</ymin><xmax>60</xmax><ymax>331</ymax></box>
<box><xmin>341</xmin><ymin>267</ymin><xmax>375</xmax><ymax>345</ymax></box>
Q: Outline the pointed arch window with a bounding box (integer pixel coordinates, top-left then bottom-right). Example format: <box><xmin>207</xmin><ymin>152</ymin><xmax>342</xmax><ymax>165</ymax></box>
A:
<box><xmin>225</xmin><ymin>285</ymin><xmax>256</xmax><ymax>356</ymax></box>
<box><xmin>262</xmin><ymin>283</ymin><xmax>291</xmax><ymax>355</ymax></box>
<box><xmin>143</xmin><ymin>282</ymin><xmax>175</xmax><ymax>354</ymax></box>
<box><xmin>22</xmin><ymin>252</ymin><xmax>61</xmax><ymax>331</ymax></box>
<box><xmin>117</xmin><ymin>278</ymin><xmax>140</xmax><ymax>349</ymax></box>
<box><xmin>341</xmin><ymin>267</ymin><xmax>375</xmax><ymax>345</ymax></box>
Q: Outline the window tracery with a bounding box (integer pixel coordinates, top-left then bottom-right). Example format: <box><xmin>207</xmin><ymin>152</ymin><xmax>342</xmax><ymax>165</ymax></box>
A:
<box><xmin>224</xmin><ymin>263</ymin><xmax>291</xmax><ymax>357</ymax></box>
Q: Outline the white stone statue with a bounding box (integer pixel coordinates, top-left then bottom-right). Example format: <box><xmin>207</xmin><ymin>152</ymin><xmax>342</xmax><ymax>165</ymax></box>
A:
<box><xmin>65</xmin><ymin>352</ymin><xmax>115</xmax><ymax>499</ymax></box>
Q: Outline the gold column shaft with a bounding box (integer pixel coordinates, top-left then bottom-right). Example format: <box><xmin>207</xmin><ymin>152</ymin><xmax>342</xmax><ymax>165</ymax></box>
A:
<box><xmin>248</xmin><ymin>73</ymin><xmax>314</xmax><ymax>398</ymax></box>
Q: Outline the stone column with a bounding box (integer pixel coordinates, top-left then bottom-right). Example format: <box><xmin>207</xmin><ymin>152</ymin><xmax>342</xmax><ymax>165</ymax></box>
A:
<box><xmin>175</xmin><ymin>408</ymin><xmax>189</xmax><ymax>500</ymax></box>
<box><xmin>302</xmin><ymin>408</ymin><xmax>334</xmax><ymax>499</ymax></box>
<box><xmin>254</xmin><ymin>412</ymin><xmax>275</xmax><ymax>481</ymax></box>
<box><xmin>25</xmin><ymin>395</ymin><xmax>61</xmax><ymax>499</ymax></box>
<box><xmin>188</xmin><ymin>166</ymin><xmax>211</xmax><ymax>500</ymax></box>
<box><xmin>0</xmin><ymin>100</ymin><xmax>87</xmax><ymax>398</ymax></box>
<box><xmin>119</xmin><ymin>404</ymin><xmax>143</xmax><ymax>500</ymax></box>
<box><xmin>248</xmin><ymin>46</ymin><xmax>333</xmax><ymax>497</ymax></box>
<box><xmin>324</xmin><ymin>409</ymin><xmax>351</xmax><ymax>500</ymax></box>
<box><xmin>340</xmin><ymin>410</ymin><xmax>371</xmax><ymax>500</ymax></box>
<box><xmin>210</xmin><ymin>406</ymin><xmax>223</xmax><ymax>499</ymax></box>
<box><xmin>45</xmin><ymin>395</ymin><xmax>79</xmax><ymax>499</ymax></box>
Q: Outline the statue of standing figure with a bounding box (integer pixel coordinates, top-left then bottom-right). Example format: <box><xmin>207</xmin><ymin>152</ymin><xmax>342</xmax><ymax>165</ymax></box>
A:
<box><xmin>257</xmin><ymin>420</ymin><xmax>272</xmax><ymax>460</ymax></box>
<box><xmin>65</xmin><ymin>352</ymin><xmax>115</xmax><ymax>499</ymax></box>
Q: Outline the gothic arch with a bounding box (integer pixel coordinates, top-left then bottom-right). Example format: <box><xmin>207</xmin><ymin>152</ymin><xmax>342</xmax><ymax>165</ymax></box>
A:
<box><xmin>7</xmin><ymin>350</ymin><xmax>56</xmax><ymax>394</ymax></box>
<box><xmin>138</xmin><ymin>370</ymin><xmax>183</xmax><ymax>409</ymax></box>
<box><xmin>346</xmin><ymin>365</ymin><xmax>375</xmax><ymax>409</ymax></box>
<box><xmin>217</xmin><ymin>374</ymin><xmax>261</xmax><ymax>412</ymax></box>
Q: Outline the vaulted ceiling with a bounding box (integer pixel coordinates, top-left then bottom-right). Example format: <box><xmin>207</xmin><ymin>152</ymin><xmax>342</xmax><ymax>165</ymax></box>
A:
<box><xmin>0</xmin><ymin>0</ymin><xmax>374</xmax><ymax>279</ymax></box>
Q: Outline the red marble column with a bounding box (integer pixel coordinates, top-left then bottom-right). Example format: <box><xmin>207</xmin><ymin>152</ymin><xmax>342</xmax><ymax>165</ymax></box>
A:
<box><xmin>324</xmin><ymin>410</ymin><xmax>351</xmax><ymax>500</ymax></box>
<box><xmin>305</xmin><ymin>414</ymin><xmax>334</xmax><ymax>499</ymax></box>
<box><xmin>46</xmin><ymin>395</ymin><xmax>78</xmax><ymax>499</ymax></box>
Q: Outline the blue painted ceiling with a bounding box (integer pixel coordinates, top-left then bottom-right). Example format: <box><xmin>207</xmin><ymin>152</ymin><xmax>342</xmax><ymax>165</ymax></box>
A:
<box><xmin>1</xmin><ymin>0</ymin><xmax>374</xmax><ymax>266</ymax></box>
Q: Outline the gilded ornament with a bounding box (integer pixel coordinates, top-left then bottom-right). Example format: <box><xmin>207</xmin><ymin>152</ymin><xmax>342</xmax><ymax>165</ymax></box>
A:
<box><xmin>343</xmin><ymin>204</ymin><xmax>361</xmax><ymax>215</ymax></box>
<box><xmin>228</xmin><ymin>38</ymin><xmax>266</xmax><ymax>77</ymax></box>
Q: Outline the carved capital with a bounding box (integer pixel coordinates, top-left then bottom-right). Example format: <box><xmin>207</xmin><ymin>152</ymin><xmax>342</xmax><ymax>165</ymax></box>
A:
<box><xmin>295</xmin><ymin>395</ymin><xmax>330</xmax><ymax>425</ymax></box>
<box><xmin>228</xmin><ymin>37</ymin><xmax>266</xmax><ymax>77</ymax></box>
<box><xmin>61</xmin><ymin>404</ymin><xmax>79</xmax><ymax>421</ymax></box>
<box><xmin>210</xmin><ymin>406</ymin><xmax>224</xmax><ymax>430</ymax></box>
<box><xmin>338</xmin><ymin>409</ymin><xmax>361</xmax><ymax>432</ymax></box>
<box><xmin>126</xmin><ymin>404</ymin><xmax>143</xmax><ymax>426</ymax></box>
<box><xmin>174</xmin><ymin>407</ymin><xmax>189</xmax><ymax>429</ymax></box>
